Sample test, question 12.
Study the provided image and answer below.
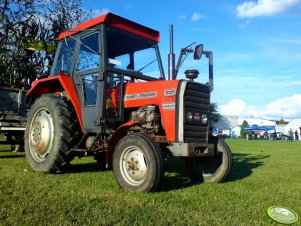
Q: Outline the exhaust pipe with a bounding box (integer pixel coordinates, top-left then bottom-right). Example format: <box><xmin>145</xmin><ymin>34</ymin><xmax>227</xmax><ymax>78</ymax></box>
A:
<box><xmin>168</xmin><ymin>25</ymin><xmax>176</xmax><ymax>80</ymax></box>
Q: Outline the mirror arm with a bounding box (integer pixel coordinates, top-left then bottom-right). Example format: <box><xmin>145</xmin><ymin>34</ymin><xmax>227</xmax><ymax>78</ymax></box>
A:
<box><xmin>175</xmin><ymin>48</ymin><xmax>186</xmax><ymax>78</ymax></box>
<box><xmin>203</xmin><ymin>51</ymin><xmax>213</xmax><ymax>92</ymax></box>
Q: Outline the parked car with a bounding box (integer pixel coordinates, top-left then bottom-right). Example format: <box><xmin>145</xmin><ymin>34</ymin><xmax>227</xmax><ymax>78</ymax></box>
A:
<box><xmin>276</xmin><ymin>132</ymin><xmax>289</xmax><ymax>140</ymax></box>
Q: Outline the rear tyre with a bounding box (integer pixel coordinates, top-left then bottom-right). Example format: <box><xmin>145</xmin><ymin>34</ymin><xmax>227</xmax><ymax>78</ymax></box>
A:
<box><xmin>185</xmin><ymin>138</ymin><xmax>232</xmax><ymax>183</ymax></box>
<box><xmin>113</xmin><ymin>133</ymin><xmax>164</xmax><ymax>192</ymax></box>
<box><xmin>25</xmin><ymin>94</ymin><xmax>77</xmax><ymax>173</ymax></box>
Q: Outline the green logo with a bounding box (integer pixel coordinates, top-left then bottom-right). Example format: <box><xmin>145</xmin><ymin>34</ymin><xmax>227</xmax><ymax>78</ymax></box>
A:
<box><xmin>267</xmin><ymin>206</ymin><xmax>298</xmax><ymax>224</ymax></box>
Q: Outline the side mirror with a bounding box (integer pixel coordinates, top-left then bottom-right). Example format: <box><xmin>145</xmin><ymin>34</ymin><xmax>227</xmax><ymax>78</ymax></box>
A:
<box><xmin>194</xmin><ymin>44</ymin><xmax>203</xmax><ymax>60</ymax></box>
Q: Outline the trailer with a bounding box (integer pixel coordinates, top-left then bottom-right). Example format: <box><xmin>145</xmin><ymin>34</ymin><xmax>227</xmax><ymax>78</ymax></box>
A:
<box><xmin>0</xmin><ymin>87</ymin><xmax>27</xmax><ymax>151</ymax></box>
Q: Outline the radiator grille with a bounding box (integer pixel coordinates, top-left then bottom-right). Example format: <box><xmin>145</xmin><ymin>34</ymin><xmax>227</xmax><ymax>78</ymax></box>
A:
<box><xmin>183</xmin><ymin>82</ymin><xmax>210</xmax><ymax>143</ymax></box>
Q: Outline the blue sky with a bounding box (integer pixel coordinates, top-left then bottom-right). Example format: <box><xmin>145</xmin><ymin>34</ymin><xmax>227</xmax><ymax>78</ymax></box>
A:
<box><xmin>82</xmin><ymin>0</ymin><xmax>301</xmax><ymax>119</ymax></box>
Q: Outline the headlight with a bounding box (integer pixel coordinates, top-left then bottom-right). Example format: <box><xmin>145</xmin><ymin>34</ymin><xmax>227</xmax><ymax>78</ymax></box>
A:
<box><xmin>186</xmin><ymin>112</ymin><xmax>193</xmax><ymax>122</ymax></box>
<box><xmin>201</xmin><ymin>114</ymin><xmax>208</xmax><ymax>124</ymax></box>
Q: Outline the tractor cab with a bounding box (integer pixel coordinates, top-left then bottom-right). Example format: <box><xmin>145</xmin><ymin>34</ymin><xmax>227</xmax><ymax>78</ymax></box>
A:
<box><xmin>49</xmin><ymin>13</ymin><xmax>165</xmax><ymax>133</ymax></box>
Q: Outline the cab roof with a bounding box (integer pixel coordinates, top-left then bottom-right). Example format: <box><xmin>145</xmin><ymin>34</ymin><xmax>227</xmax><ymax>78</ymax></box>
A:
<box><xmin>58</xmin><ymin>12</ymin><xmax>160</xmax><ymax>43</ymax></box>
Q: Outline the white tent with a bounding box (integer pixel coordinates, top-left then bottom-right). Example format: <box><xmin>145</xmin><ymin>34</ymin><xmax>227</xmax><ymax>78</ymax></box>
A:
<box><xmin>284</xmin><ymin>119</ymin><xmax>301</xmax><ymax>140</ymax></box>
<box><xmin>213</xmin><ymin>115</ymin><xmax>238</xmax><ymax>136</ymax></box>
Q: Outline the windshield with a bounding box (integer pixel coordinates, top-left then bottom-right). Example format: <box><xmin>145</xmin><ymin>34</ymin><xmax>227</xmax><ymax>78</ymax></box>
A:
<box><xmin>51</xmin><ymin>38</ymin><xmax>76</xmax><ymax>76</ymax></box>
<box><xmin>107</xmin><ymin>28</ymin><xmax>163</xmax><ymax>79</ymax></box>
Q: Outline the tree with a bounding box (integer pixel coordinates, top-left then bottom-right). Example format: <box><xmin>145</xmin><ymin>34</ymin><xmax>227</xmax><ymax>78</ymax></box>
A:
<box><xmin>279</xmin><ymin>119</ymin><xmax>286</xmax><ymax>125</ymax></box>
<box><xmin>0</xmin><ymin>0</ymin><xmax>90</xmax><ymax>89</ymax></box>
<box><xmin>241</xmin><ymin>120</ymin><xmax>249</xmax><ymax>127</ymax></box>
<box><xmin>0</xmin><ymin>0</ymin><xmax>38</xmax><ymax>88</ymax></box>
<box><xmin>39</xmin><ymin>0</ymin><xmax>91</xmax><ymax>78</ymax></box>
<box><xmin>209</xmin><ymin>103</ymin><xmax>221</xmax><ymax>127</ymax></box>
<box><xmin>240</xmin><ymin>120</ymin><xmax>249</xmax><ymax>138</ymax></box>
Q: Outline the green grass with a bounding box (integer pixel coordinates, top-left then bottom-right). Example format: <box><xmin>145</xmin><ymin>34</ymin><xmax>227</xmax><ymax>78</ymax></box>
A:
<box><xmin>1</xmin><ymin>139</ymin><xmax>301</xmax><ymax>225</ymax></box>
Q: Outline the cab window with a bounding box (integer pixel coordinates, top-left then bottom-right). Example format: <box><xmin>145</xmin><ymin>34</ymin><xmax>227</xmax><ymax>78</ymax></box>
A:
<box><xmin>76</xmin><ymin>32</ymin><xmax>100</xmax><ymax>71</ymax></box>
<box><xmin>52</xmin><ymin>38</ymin><xmax>76</xmax><ymax>76</ymax></box>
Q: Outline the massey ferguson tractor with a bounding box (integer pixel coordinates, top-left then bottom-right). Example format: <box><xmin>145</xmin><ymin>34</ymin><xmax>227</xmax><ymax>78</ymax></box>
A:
<box><xmin>24</xmin><ymin>13</ymin><xmax>232</xmax><ymax>192</ymax></box>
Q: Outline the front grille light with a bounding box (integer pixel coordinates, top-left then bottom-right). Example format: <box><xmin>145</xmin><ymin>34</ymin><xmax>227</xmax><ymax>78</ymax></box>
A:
<box><xmin>186</xmin><ymin>112</ymin><xmax>208</xmax><ymax>124</ymax></box>
<box><xmin>201</xmin><ymin>114</ymin><xmax>208</xmax><ymax>124</ymax></box>
<box><xmin>186</xmin><ymin>112</ymin><xmax>193</xmax><ymax>122</ymax></box>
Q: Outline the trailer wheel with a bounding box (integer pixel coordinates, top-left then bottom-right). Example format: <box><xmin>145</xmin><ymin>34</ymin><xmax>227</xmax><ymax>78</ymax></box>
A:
<box><xmin>113</xmin><ymin>133</ymin><xmax>164</xmax><ymax>192</ymax></box>
<box><xmin>25</xmin><ymin>94</ymin><xmax>77</xmax><ymax>173</ymax></box>
<box><xmin>185</xmin><ymin>138</ymin><xmax>232</xmax><ymax>183</ymax></box>
<box><xmin>11</xmin><ymin>144</ymin><xmax>23</xmax><ymax>152</ymax></box>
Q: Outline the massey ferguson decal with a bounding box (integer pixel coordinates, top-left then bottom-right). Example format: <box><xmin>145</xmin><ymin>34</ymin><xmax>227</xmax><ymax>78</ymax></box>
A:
<box><xmin>125</xmin><ymin>91</ymin><xmax>157</xmax><ymax>100</ymax></box>
<box><xmin>162</xmin><ymin>103</ymin><xmax>175</xmax><ymax>110</ymax></box>
<box><xmin>164</xmin><ymin>89</ymin><xmax>176</xmax><ymax>96</ymax></box>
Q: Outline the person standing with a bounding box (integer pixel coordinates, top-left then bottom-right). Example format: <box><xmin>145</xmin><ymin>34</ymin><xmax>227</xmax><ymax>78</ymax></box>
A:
<box><xmin>273</xmin><ymin>130</ymin><xmax>277</xmax><ymax>140</ymax></box>
<box><xmin>288</xmin><ymin>128</ymin><xmax>294</xmax><ymax>141</ymax></box>
<box><xmin>295</xmin><ymin>130</ymin><xmax>299</xmax><ymax>141</ymax></box>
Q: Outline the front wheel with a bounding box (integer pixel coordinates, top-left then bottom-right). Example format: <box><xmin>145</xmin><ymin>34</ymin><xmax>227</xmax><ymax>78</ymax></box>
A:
<box><xmin>185</xmin><ymin>138</ymin><xmax>232</xmax><ymax>183</ymax></box>
<box><xmin>113</xmin><ymin>133</ymin><xmax>164</xmax><ymax>192</ymax></box>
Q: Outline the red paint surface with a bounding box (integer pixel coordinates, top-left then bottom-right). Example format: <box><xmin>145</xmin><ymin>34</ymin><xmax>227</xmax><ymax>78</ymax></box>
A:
<box><xmin>27</xmin><ymin>75</ymin><xmax>84</xmax><ymax>132</ymax></box>
<box><xmin>58</xmin><ymin>13</ymin><xmax>160</xmax><ymax>43</ymax></box>
<box><xmin>121</xmin><ymin>80</ymin><xmax>180</xmax><ymax>141</ymax></box>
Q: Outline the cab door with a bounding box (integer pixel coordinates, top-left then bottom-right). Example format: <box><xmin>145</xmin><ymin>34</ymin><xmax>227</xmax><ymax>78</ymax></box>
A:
<box><xmin>73</xmin><ymin>31</ymin><xmax>104</xmax><ymax>133</ymax></box>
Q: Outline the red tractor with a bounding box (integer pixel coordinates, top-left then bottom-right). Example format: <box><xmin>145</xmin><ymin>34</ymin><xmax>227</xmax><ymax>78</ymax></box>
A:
<box><xmin>25</xmin><ymin>13</ymin><xmax>232</xmax><ymax>192</ymax></box>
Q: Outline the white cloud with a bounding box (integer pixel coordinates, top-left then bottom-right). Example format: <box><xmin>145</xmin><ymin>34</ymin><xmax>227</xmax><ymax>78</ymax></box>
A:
<box><xmin>236</xmin><ymin>0</ymin><xmax>301</xmax><ymax>18</ymax></box>
<box><xmin>191</xmin><ymin>12</ymin><xmax>204</xmax><ymax>21</ymax></box>
<box><xmin>220</xmin><ymin>99</ymin><xmax>247</xmax><ymax>116</ymax></box>
<box><xmin>263</xmin><ymin>94</ymin><xmax>301</xmax><ymax>118</ymax></box>
<box><xmin>220</xmin><ymin>94</ymin><xmax>301</xmax><ymax>119</ymax></box>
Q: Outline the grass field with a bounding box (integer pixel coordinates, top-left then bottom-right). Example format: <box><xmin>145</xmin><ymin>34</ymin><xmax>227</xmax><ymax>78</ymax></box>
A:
<box><xmin>1</xmin><ymin>139</ymin><xmax>301</xmax><ymax>225</ymax></box>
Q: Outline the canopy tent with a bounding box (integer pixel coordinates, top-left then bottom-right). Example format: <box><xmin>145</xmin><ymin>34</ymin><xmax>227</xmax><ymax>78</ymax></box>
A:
<box><xmin>242</xmin><ymin>124</ymin><xmax>275</xmax><ymax>131</ymax></box>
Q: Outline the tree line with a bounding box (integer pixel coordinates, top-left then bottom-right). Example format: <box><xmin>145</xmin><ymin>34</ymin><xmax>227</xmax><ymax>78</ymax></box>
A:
<box><xmin>0</xmin><ymin>0</ymin><xmax>91</xmax><ymax>89</ymax></box>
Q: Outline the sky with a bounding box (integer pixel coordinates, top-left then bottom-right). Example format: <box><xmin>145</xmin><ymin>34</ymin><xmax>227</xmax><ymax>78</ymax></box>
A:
<box><xmin>81</xmin><ymin>0</ymin><xmax>301</xmax><ymax>120</ymax></box>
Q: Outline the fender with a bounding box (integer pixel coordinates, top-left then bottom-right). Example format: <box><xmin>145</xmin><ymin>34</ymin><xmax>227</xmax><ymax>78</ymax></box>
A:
<box><xmin>107</xmin><ymin>121</ymin><xmax>140</xmax><ymax>164</ymax></box>
<box><xmin>27</xmin><ymin>75</ymin><xmax>84</xmax><ymax>132</ymax></box>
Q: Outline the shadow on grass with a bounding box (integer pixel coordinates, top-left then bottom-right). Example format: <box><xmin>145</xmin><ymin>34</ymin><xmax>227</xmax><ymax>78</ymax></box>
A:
<box><xmin>62</xmin><ymin>153</ymin><xmax>270</xmax><ymax>191</ymax></box>
<box><xmin>0</xmin><ymin>153</ymin><xmax>25</xmax><ymax>159</ymax></box>
<box><xmin>64</xmin><ymin>162</ymin><xmax>102</xmax><ymax>174</ymax></box>
<box><xmin>226</xmin><ymin>153</ymin><xmax>270</xmax><ymax>182</ymax></box>
<box><xmin>0</xmin><ymin>149</ymin><xmax>14</xmax><ymax>153</ymax></box>
<box><xmin>159</xmin><ymin>153</ymin><xmax>270</xmax><ymax>191</ymax></box>
<box><xmin>159</xmin><ymin>157</ymin><xmax>194</xmax><ymax>191</ymax></box>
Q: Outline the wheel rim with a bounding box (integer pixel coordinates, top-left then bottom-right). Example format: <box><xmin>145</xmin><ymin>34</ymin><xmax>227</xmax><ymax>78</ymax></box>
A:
<box><xmin>198</xmin><ymin>153</ymin><xmax>223</xmax><ymax>177</ymax></box>
<box><xmin>195</xmin><ymin>141</ymin><xmax>226</xmax><ymax>178</ymax></box>
<box><xmin>28</xmin><ymin>108</ymin><xmax>54</xmax><ymax>162</ymax></box>
<box><xmin>120</xmin><ymin>146</ymin><xmax>148</xmax><ymax>186</ymax></box>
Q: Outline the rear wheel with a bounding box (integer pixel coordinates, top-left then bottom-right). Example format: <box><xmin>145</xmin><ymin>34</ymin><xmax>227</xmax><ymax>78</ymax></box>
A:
<box><xmin>7</xmin><ymin>134</ymin><xmax>24</xmax><ymax>152</ymax></box>
<box><xmin>185</xmin><ymin>138</ymin><xmax>232</xmax><ymax>183</ymax></box>
<box><xmin>25</xmin><ymin>94</ymin><xmax>77</xmax><ymax>173</ymax></box>
<box><xmin>113</xmin><ymin>133</ymin><xmax>164</xmax><ymax>192</ymax></box>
